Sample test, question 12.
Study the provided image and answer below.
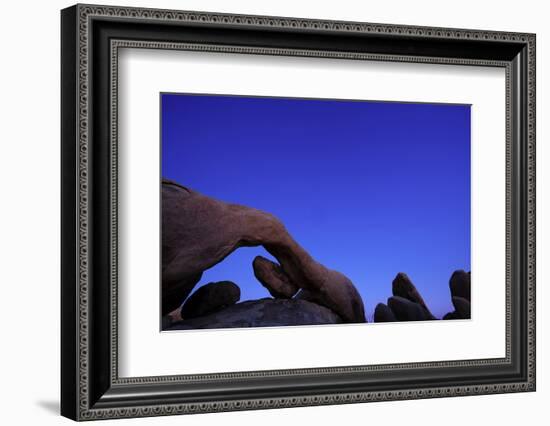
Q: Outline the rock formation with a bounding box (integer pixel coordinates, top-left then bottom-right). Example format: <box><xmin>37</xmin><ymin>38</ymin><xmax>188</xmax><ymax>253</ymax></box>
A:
<box><xmin>180</xmin><ymin>281</ymin><xmax>240</xmax><ymax>319</ymax></box>
<box><xmin>165</xmin><ymin>298</ymin><xmax>343</xmax><ymax>330</ymax></box>
<box><xmin>162</xmin><ymin>179</ymin><xmax>365</xmax><ymax>323</ymax></box>
<box><xmin>392</xmin><ymin>272</ymin><xmax>433</xmax><ymax>316</ymax></box>
<box><xmin>162</xmin><ymin>178</ymin><xmax>470</xmax><ymax>329</ymax></box>
<box><xmin>373</xmin><ymin>273</ymin><xmax>436</xmax><ymax>322</ymax></box>
<box><xmin>450</xmin><ymin>270</ymin><xmax>471</xmax><ymax>301</ymax></box>
<box><xmin>387</xmin><ymin>296</ymin><xmax>434</xmax><ymax>321</ymax></box>
<box><xmin>373</xmin><ymin>303</ymin><xmax>397</xmax><ymax>322</ymax></box>
<box><xmin>451</xmin><ymin>296</ymin><xmax>471</xmax><ymax>319</ymax></box>
<box><xmin>252</xmin><ymin>256</ymin><xmax>299</xmax><ymax>299</ymax></box>
<box><xmin>443</xmin><ymin>270</ymin><xmax>471</xmax><ymax>320</ymax></box>
<box><xmin>373</xmin><ymin>271</ymin><xmax>472</xmax><ymax>322</ymax></box>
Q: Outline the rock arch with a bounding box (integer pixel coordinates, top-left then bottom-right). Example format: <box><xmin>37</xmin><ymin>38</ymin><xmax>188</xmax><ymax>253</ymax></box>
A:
<box><xmin>162</xmin><ymin>179</ymin><xmax>366</xmax><ymax>323</ymax></box>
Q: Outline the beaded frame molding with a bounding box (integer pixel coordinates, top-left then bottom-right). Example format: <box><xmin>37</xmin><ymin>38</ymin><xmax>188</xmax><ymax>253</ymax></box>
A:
<box><xmin>61</xmin><ymin>4</ymin><xmax>536</xmax><ymax>421</ymax></box>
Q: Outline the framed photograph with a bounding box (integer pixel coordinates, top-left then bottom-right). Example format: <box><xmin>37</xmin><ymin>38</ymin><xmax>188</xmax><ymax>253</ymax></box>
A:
<box><xmin>61</xmin><ymin>4</ymin><xmax>536</xmax><ymax>421</ymax></box>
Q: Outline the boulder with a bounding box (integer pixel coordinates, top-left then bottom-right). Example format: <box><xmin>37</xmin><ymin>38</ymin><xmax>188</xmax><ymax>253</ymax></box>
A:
<box><xmin>162</xmin><ymin>271</ymin><xmax>203</xmax><ymax>318</ymax></box>
<box><xmin>450</xmin><ymin>270</ymin><xmax>471</xmax><ymax>301</ymax></box>
<box><xmin>161</xmin><ymin>314</ymin><xmax>174</xmax><ymax>329</ymax></box>
<box><xmin>387</xmin><ymin>296</ymin><xmax>433</xmax><ymax>321</ymax></box>
<box><xmin>392</xmin><ymin>272</ymin><xmax>434</xmax><ymax>318</ymax></box>
<box><xmin>165</xmin><ymin>298</ymin><xmax>343</xmax><ymax>330</ymax></box>
<box><xmin>180</xmin><ymin>281</ymin><xmax>240</xmax><ymax>319</ymax></box>
<box><xmin>452</xmin><ymin>296</ymin><xmax>471</xmax><ymax>319</ymax></box>
<box><xmin>252</xmin><ymin>256</ymin><xmax>299</xmax><ymax>298</ymax></box>
<box><xmin>442</xmin><ymin>311</ymin><xmax>460</xmax><ymax>320</ymax></box>
<box><xmin>162</xmin><ymin>179</ymin><xmax>365</xmax><ymax>323</ymax></box>
<box><xmin>374</xmin><ymin>303</ymin><xmax>397</xmax><ymax>322</ymax></box>
<box><xmin>292</xmin><ymin>287</ymin><xmax>368</xmax><ymax>323</ymax></box>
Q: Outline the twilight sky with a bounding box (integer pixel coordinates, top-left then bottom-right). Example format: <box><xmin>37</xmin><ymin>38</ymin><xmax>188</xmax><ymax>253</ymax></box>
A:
<box><xmin>161</xmin><ymin>93</ymin><xmax>471</xmax><ymax>320</ymax></box>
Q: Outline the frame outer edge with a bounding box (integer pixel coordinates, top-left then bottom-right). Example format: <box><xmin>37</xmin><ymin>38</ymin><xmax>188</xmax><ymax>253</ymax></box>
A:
<box><xmin>526</xmin><ymin>34</ymin><xmax>536</xmax><ymax>390</ymax></box>
<box><xmin>67</xmin><ymin>4</ymin><xmax>536</xmax><ymax>420</ymax></box>
<box><xmin>61</xmin><ymin>4</ymin><xmax>80</xmax><ymax>422</ymax></box>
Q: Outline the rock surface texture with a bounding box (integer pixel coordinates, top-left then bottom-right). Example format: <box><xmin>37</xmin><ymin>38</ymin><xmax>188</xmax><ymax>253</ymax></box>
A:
<box><xmin>162</xmin><ymin>179</ymin><xmax>365</xmax><ymax>323</ymax></box>
<box><xmin>165</xmin><ymin>298</ymin><xmax>344</xmax><ymax>330</ymax></box>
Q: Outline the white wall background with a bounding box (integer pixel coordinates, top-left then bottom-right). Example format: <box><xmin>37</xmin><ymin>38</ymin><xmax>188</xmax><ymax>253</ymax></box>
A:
<box><xmin>0</xmin><ymin>0</ymin><xmax>546</xmax><ymax>424</ymax></box>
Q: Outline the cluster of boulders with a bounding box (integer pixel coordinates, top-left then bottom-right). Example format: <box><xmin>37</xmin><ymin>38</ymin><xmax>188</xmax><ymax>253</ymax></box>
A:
<box><xmin>161</xmin><ymin>179</ymin><xmax>470</xmax><ymax>330</ymax></box>
<box><xmin>373</xmin><ymin>270</ymin><xmax>470</xmax><ymax>322</ymax></box>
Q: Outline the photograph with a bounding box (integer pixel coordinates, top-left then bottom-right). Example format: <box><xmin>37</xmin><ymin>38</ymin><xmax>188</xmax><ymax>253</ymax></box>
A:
<box><xmin>161</xmin><ymin>93</ymin><xmax>472</xmax><ymax>331</ymax></box>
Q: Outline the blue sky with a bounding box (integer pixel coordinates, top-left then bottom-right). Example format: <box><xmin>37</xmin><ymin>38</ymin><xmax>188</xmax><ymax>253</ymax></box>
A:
<box><xmin>161</xmin><ymin>93</ymin><xmax>471</xmax><ymax>320</ymax></box>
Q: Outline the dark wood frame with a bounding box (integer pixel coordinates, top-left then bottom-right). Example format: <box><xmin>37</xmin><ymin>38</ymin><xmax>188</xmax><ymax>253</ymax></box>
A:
<box><xmin>61</xmin><ymin>3</ymin><xmax>536</xmax><ymax>421</ymax></box>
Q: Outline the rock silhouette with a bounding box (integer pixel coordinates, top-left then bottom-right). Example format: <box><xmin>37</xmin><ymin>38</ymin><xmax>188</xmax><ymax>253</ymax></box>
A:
<box><xmin>443</xmin><ymin>270</ymin><xmax>471</xmax><ymax>320</ymax></box>
<box><xmin>180</xmin><ymin>281</ymin><xmax>240</xmax><ymax>319</ymax></box>
<box><xmin>165</xmin><ymin>298</ymin><xmax>343</xmax><ymax>330</ymax></box>
<box><xmin>162</xmin><ymin>179</ymin><xmax>365</xmax><ymax>323</ymax></box>
<box><xmin>452</xmin><ymin>296</ymin><xmax>471</xmax><ymax>319</ymax></box>
<box><xmin>442</xmin><ymin>311</ymin><xmax>460</xmax><ymax>320</ymax></box>
<box><xmin>376</xmin><ymin>273</ymin><xmax>436</xmax><ymax>321</ymax></box>
<box><xmin>450</xmin><ymin>270</ymin><xmax>471</xmax><ymax>301</ymax></box>
<box><xmin>374</xmin><ymin>303</ymin><xmax>397</xmax><ymax>322</ymax></box>
<box><xmin>392</xmin><ymin>272</ymin><xmax>434</xmax><ymax>318</ymax></box>
<box><xmin>388</xmin><ymin>296</ymin><xmax>434</xmax><ymax>321</ymax></box>
<box><xmin>373</xmin><ymin>271</ymin><xmax>470</xmax><ymax>322</ymax></box>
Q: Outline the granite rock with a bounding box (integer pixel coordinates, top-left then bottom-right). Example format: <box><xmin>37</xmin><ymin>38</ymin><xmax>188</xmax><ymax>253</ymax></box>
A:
<box><xmin>165</xmin><ymin>298</ymin><xmax>344</xmax><ymax>330</ymax></box>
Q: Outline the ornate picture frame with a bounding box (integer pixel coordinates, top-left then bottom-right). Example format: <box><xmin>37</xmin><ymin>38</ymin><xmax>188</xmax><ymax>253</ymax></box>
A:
<box><xmin>61</xmin><ymin>4</ymin><xmax>536</xmax><ymax>420</ymax></box>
